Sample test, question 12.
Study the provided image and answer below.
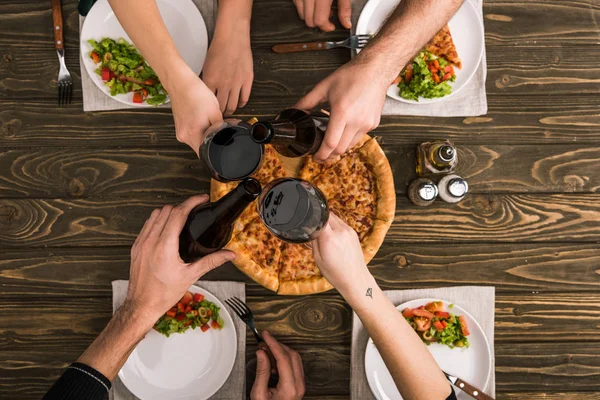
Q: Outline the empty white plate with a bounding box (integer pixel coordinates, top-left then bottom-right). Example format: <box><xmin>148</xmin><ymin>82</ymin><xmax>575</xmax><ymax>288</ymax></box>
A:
<box><xmin>365</xmin><ymin>298</ymin><xmax>492</xmax><ymax>400</ymax></box>
<box><xmin>118</xmin><ymin>285</ymin><xmax>237</xmax><ymax>400</ymax></box>
<box><xmin>356</xmin><ymin>0</ymin><xmax>484</xmax><ymax>104</ymax></box>
<box><xmin>80</xmin><ymin>0</ymin><xmax>208</xmax><ymax>106</ymax></box>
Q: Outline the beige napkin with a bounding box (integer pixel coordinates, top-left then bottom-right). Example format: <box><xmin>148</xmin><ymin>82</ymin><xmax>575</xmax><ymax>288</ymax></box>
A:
<box><xmin>110</xmin><ymin>280</ymin><xmax>246</xmax><ymax>400</ymax></box>
<box><xmin>351</xmin><ymin>0</ymin><xmax>487</xmax><ymax>116</ymax></box>
<box><xmin>350</xmin><ymin>286</ymin><xmax>496</xmax><ymax>399</ymax></box>
<box><xmin>78</xmin><ymin>0</ymin><xmax>217</xmax><ymax>112</ymax></box>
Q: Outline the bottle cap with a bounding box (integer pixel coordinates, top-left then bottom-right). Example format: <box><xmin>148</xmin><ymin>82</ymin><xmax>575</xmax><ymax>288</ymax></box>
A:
<box><xmin>447</xmin><ymin>178</ymin><xmax>468</xmax><ymax>198</ymax></box>
<box><xmin>418</xmin><ymin>182</ymin><xmax>438</xmax><ymax>201</ymax></box>
<box><xmin>438</xmin><ymin>145</ymin><xmax>456</xmax><ymax>162</ymax></box>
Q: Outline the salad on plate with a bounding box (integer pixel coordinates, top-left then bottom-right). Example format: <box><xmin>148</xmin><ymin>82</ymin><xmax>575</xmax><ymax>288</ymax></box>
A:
<box><xmin>394</xmin><ymin>51</ymin><xmax>457</xmax><ymax>101</ymax></box>
<box><xmin>154</xmin><ymin>290</ymin><xmax>224</xmax><ymax>337</ymax></box>
<box><xmin>87</xmin><ymin>37</ymin><xmax>167</xmax><ymax>105</ymax></box>
<box><xmin>402</xmin><ymin>300</ymin><xmax>470</xmax><ymax>348</ymax></box>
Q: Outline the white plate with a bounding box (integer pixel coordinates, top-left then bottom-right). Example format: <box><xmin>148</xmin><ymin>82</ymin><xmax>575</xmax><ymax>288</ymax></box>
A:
<box><xmin>365</xmin><ymin>298</ymin><xmax>492</xmax><ymax>400</ymax></box>
<box><xmin>80</xmin><ymin>0</ymin><xmax>208</xmax><ymax>107</ymax></box>
<box><xmin>118</xmin><ymin>285</ymin><xmax>237</xmax><ymax>400</ymax></box>
<box><xmin>356</xmin><ymin>0</ymin><xmax>484</xmax><ymax>104</ymax></box>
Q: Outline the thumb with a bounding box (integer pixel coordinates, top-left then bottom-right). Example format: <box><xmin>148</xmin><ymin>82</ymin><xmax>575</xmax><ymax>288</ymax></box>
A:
<box><xmin>189</xmin><ymin>249</ymin><xmax>236</xmax><ymax>276</ymax></box>
<box><xmin>337</xmin><ymin>0</ymin><xmax>352</xmax><ymax>29</ymax></box>
<box><xmin>295</xmin><ymin>80</ymin><xmax>329</xmax><ymax>111</ymax></box>
<box><xmin>251</xmin><ymin>350</ymin><xmax>271</xmax><ymax>398</ymax></box>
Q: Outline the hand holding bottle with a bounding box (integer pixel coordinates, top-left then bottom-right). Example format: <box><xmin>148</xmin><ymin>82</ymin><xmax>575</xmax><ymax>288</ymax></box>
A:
<box><xmin>126</xmin><ymin>195</ymin><xmax>236</xmax><ymax>322</ymax></box>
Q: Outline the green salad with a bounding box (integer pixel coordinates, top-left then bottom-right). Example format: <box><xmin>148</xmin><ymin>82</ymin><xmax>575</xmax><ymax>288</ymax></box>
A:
<box><xmin>154</xmin><ymin>291</ymin><xmax>224</xmax><ymax>337</ymax></box>
<box><xmin>402</xmin><ymin>301</ymin><xmax>470</xmax><ymax>349</ymax></box>
<box><xmin>88</xmin><ymin>37</ymin><xmax>167</xmax><ymax>105</ymax></box>
<box><xmin>397</xmin><ymin>51</ymin><xmax>457</xmax><ymax>101</ymax></box>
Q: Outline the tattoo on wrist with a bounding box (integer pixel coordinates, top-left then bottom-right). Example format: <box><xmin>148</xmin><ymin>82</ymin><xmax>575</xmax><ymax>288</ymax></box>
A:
<box><xmin>366</xmin><ymin>288</ymin><xmax>373</xmax><ymax>299</ymax></box>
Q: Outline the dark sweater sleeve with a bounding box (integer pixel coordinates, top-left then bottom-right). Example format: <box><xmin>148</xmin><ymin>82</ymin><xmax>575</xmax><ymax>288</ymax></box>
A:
<box><xmin>43</xmin><ymin>362</ymin><xmax>111</xmax><ymax>400</ymax></box>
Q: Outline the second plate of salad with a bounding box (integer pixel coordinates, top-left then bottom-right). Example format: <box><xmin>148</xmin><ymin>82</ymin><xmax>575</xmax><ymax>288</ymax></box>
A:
<box><xmin>80</xmin><ymin>0</ymin><xmax>208</xmax><ymax>107</ymax></box>
<box><xmin>364</xmin><ymin>298</ymin><xmax>492</xmax><ymax>400</ymax></box>
<box><xmin>118</xmin><ymin>285</ymin><xmax>237</xmax><ymax>400</ymax></box>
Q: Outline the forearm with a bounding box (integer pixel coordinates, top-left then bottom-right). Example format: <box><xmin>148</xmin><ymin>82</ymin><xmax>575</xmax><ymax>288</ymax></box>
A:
<box><xmin>78</xmin><ymin>301</ymin><xmax>156</xmax><ymax>381</ymax></box>
<box><xmin>107</xmin><ymin>0</ymin><xmax>190</xmax><ymax>92</ymax></box>
<box><xmin>341</xmin><ymin>277</ymin><xmax>451</xmax><ymax>400</ymax></box>
<box><xmin>356</xmin><ymin>0</ymin><xmax>463</xmax><ymax>83</ymax></box>
<box><xmin>213</xmin><ymin>0</ymin><xmax>253</xmax><ymax>39</ymax></box>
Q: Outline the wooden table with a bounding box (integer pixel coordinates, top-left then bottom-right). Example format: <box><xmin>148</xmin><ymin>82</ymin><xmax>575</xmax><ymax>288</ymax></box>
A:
<box><xmin>1</xmin><ymin>0</ymin><xmax>599</xmax><ymax>398</ymax></box>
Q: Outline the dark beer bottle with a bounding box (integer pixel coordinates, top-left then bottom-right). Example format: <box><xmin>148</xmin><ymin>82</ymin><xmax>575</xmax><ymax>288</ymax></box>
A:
<box><xmin>249</xmin><ymin>108</ymin><xmax>328</xmax><ymax>157</ymax></box>
<box><xmin>179</xmin><ymin>178</ymin><xmax>262</xmax><ymax>262</ymax></box>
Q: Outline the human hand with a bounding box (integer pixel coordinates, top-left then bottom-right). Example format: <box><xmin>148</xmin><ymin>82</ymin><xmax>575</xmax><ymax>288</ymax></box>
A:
<box><xmin>251</xmin><ymin>331</ymin><xmax>305</xmax><ymax>400</ymax></box>
<box><xmin>167</xmin><ymin>62</ymin><xmax>223</xmax><ymax>156</ymax></box>
<box><xmin>293</xmin><ymin>0</ymin><xmax>352</xmax><ymax>31</ymax></box>
<box><xmin>295</xmin><ymin>58</ymin><xmax>389</xmax><ymax>161</ymax></box>
<box><xmin>313</xmin><ymin>213</ymin><xmax>372</xmax><ymax>294</ymax></box>
<box><xmin>202</xmin><ymin>17</ymin><xmax>253</xmax><ymax>116</ymax></box>
<box><xmin>125</xmin><ymin>195</ymin><xmax>236</xmax><ymax>323</ymax></box>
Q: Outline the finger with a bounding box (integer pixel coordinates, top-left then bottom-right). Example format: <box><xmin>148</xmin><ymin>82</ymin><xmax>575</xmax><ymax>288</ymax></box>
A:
<box><xmin>239</xmin><ymin>80</ymin><xmax>252</xmax><ymax>108</ymax></box>
<box><xmin>161</xmin><ymin>195</ymin><xmax>210</xmax><ymax>241</ymax></box>
<box><xmin>337</xmin><ymin>0</ymin><xmax>352</xmax><ymax>29</ymax></box>
<box><xmin>304</xmin><ymin>0</ymin><xmax>316</xmax><ymax>28</ymax></box>
<box><xmin>295</xmin><ymin>79</ymin><xmax>329</xmax><ymax>111</ymax></box>
<box><xmin>294</xmin><ymin>0</ymin><xmax>305</xmax><ymax>20</ymax></box>
<box><xmin>327</xmin><ymin>212</ymin><xmax>346</xmax><ymax>231</ymax></box>
<box><xmin>251</xmin><ymin>350</ymin><xmax>271</xmax><ymax>399</ymax></box>
<box><xmin>146</xmin><ymin>205</ymin><xmax>174</xmax><ymax>241</ymax></box>
<box><xmin>134</xmin><ymin>210</ymin><xmax>158</xmax><ymax>247</ymax></box>
<box><xmin>280</xmin><ymin>344</ymin><xmax>306</xmax><ymax>393</ymax></box>
<box><xmin>262</xmin><ymin>331</ymin><xmax>295</xmax><ymax>385</ymax></box>
<box><xmin>216</xmin><ymin>89</ymin><xmax>229</xmax><ymax>114</ymax></box>
<box><xmin>336</xmin><ymin>124</ymin><xmax>359</xmax><ymax>157</ymax></box>
<box><xmin>225</xmin><ymin>89</ymin><xmax>240</xmax><ymax>117</ymax></box>
<box><xmin>188</xmin><ymin>249</ymin><xmax>236</xmax><ymax>277</ymax></box>
<box><xmin>314</xmin><ymin>0</ymin><xmax>335</xmax><ymax>31</ymax></box>
<box><xmin>315</xmin><ymin>113</ymin><xmax>345</xmax><ymax>161</ymax></box>
<box><xmin>348</xmin><ymin>132</ymin><xmax>366</xmax><ymax>149</ymax></box>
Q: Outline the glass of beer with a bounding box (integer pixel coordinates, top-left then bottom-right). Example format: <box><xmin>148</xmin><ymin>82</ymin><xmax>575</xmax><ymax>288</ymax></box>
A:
<box><xmin>258</xmin><ymin>178</ymin><xmax>329</xmax><ymax>243</ymax></box>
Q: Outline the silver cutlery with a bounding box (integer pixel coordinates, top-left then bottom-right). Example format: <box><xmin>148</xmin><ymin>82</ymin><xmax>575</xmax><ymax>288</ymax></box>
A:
<box><xmin>444</xmin><ymin>371</ymin><xmax>494</xmax><ymax>400</ymax></box>
<box><xmin>51</xmin><ymin>0</ymin><xmax>73</xmax><ymax>106</ymax></box>
<box><xmin>225</xmin><ymin>297</ymin><xmax>278</xmax><ymax>376</ymax></box>
<box><xmin>272</xmin><ymin>34</ymin><xmax>371</xmax><ymax>53</ymax></box>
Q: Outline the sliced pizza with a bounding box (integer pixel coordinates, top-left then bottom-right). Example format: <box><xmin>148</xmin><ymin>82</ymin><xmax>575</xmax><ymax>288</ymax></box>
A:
<box><xmin>311</xmin><ymin>138</ymin><xmax>395</xmax><ymax>223</ymax></box>
<box><xmin>225</xmin><ymin>216</ymin><xmax>284</xmax><ymax>292</ymax></box>
<box><xmin>425</xmin><ymin>25</ymin><xmax>462</xmax><ymax>69</ymax></box>
<box><xmin>277</xmin><ymin>243</ymin><xmax>333</xmax><ymax>295</ymax></box>
<box><xmin>298</xmin><ymin>134</ymin><xmax>372</xmax><ymax>182</ymax></box>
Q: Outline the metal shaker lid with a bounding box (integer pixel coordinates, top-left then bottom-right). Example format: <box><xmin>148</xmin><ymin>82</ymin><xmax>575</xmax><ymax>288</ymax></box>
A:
<box><xmin>418</xmin><ymin>181</ymin><xmax>438</xmax><ymax>201</ymax></box>
<box><xmin>447</xmin><ymin>177</ymin><xmax>468</xmax><ymax>198</ymax></box>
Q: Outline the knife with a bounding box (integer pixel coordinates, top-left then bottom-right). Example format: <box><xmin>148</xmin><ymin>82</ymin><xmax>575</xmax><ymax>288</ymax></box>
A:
<box><xmin>444</xmin><ymin>372</ymin><xmax>495</xmax><ymax>400</ymax></box>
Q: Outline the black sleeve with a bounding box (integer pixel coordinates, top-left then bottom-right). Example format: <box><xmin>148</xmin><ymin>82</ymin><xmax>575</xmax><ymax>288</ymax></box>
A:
<box><xmin>43</xmin><ymin>362</ymin><xmax>111</xmax><ymax>400</ymax></box>
<box><xmin>446</xmin><ymin>386</ymin><xmax>458</xmax><ymax>400</ymax></box>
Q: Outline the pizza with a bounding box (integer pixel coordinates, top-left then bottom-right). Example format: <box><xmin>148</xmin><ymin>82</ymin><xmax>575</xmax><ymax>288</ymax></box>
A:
<box><xmin>210</xmin><ymin>137</ymin><xmax>395</xmax><ymax>295</ymax></box>
<box><xmin>425</xmin><ymin>25</ymin><xmax>462</xmax><ymax>69</ymax></box>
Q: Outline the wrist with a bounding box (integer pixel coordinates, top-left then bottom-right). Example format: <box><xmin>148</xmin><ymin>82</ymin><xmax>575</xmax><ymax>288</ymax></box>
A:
<box><xmin>355</xmin><ymin>43</ymin><xmax>412</xmax><ymax>86</ymax></box>
<box><xmin>214</xmin><ymin>3</ymin><xmax>251</xmax><ymax>38</ymax></box>
<box><xmin>161</xmin><ymin>58</ymin><xmax>198</xmax><ymax>94</ymax></box>
<box><xmin>337</xmin><ymin>270</ymin><xmax>378</xmax><ymax>305</ymax></box>
<box><xmin>120</xmin><ymin>299</ymin><xmax>160</xmax><ymax>332</ymax></box>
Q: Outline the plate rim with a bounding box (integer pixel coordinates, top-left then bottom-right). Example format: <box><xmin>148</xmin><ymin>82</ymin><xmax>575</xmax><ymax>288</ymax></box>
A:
<box><xmin>117</xmin><ymin>284</ymin><xmax>237</xmax><ymax>400</ymax></box>
<box><xmin>79</xmin><ymin>0</ymin><xmax>208</xmax><ymax>107</ymax></box>
<box><xmin>364</xmin><ymin>297</ymin><xmax>492</xmax><ymax>400</ymax></box>
<box><xmin>356</xmin><ymin>0</ymin><xmax>484</xmax><ymax>105</ymax></box>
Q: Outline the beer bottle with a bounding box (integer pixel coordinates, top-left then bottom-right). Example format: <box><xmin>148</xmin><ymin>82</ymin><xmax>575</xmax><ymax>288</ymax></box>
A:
<box><xmin>416</xmin><ymin>140</ymin><xmax>457</xmax><ymax>176</ymax></box>
<box><xmin>249</xmin><ymin>108</ymin><xmax>327</xmax><ymax>157</ymax></box>
<box><xmin>179</xmin><ymin>178</ymin><xmax>262</xmax><ymax>262</ymax></box>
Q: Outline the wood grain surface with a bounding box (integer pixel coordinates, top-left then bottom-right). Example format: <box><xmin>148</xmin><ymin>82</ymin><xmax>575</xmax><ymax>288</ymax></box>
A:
<box><xmin>0</xmin><ymin>0</ymin><xmax>599</xmax><ymax>398</ymax></box>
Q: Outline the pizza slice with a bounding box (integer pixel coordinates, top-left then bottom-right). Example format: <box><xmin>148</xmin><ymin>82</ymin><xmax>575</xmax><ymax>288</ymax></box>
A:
<box><xmin>425</xmin><ymin>25</ymin><xmax>462</xmax><ymax>69</ymax></box>
<box><xmin>298</xmin><ymin>134</ymin><xmax>372</xmax><ymax>182</ymax></box>
<box><xmin>225</xmin><ymin>216</ymin><xmax>284</xmax><ymax>292</ymax></box>
<box><xmin>311</xmin><ymin>139</ymin><xmax>395</xmax><ymax>223</ymax></box>
<box><xmin>277</xmin><ymin>243</ymin><xmax>333</xmax><ymax>295</ymax></box>
<box><xmin>332</xmin><ymin>209</ymin><xmax>392</xmax><ymax>264</ymax></box>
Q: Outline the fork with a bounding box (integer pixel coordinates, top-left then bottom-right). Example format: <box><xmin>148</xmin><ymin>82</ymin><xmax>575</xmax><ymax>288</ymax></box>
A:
<box><xmin>51</xmin><ymin>0</ymin><xmax>73</xmax><ymax>106</ymax></box>
<box><xmin>225</xmin><ymin>297</ymin><xmax>278</xmax><ymax>376</ymax></box>
<box><xmin>271</xmin><ymin>34</ymin><xmax>371</xmax><ymax>53</ymax></box>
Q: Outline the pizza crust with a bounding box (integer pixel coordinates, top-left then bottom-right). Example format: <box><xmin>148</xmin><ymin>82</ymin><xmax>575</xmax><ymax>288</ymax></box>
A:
<box><xmin>278</xmin><ymin>276</ymin><xmax>333</xmax><ymax>295</ymax></box>
<box><xmin>361</xmin><ymin>217</ymin><xmax>393</xmax><ymax>264</ymax></box>
<box><xmin>225</xmin><ymin>239</ymin><xmax>279</xmax><ymax>292</ymax></box>
<box><xmin>358</xmin><ymin>138</ymin><xmax>396</xmax><ymax>223</ymax></box>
